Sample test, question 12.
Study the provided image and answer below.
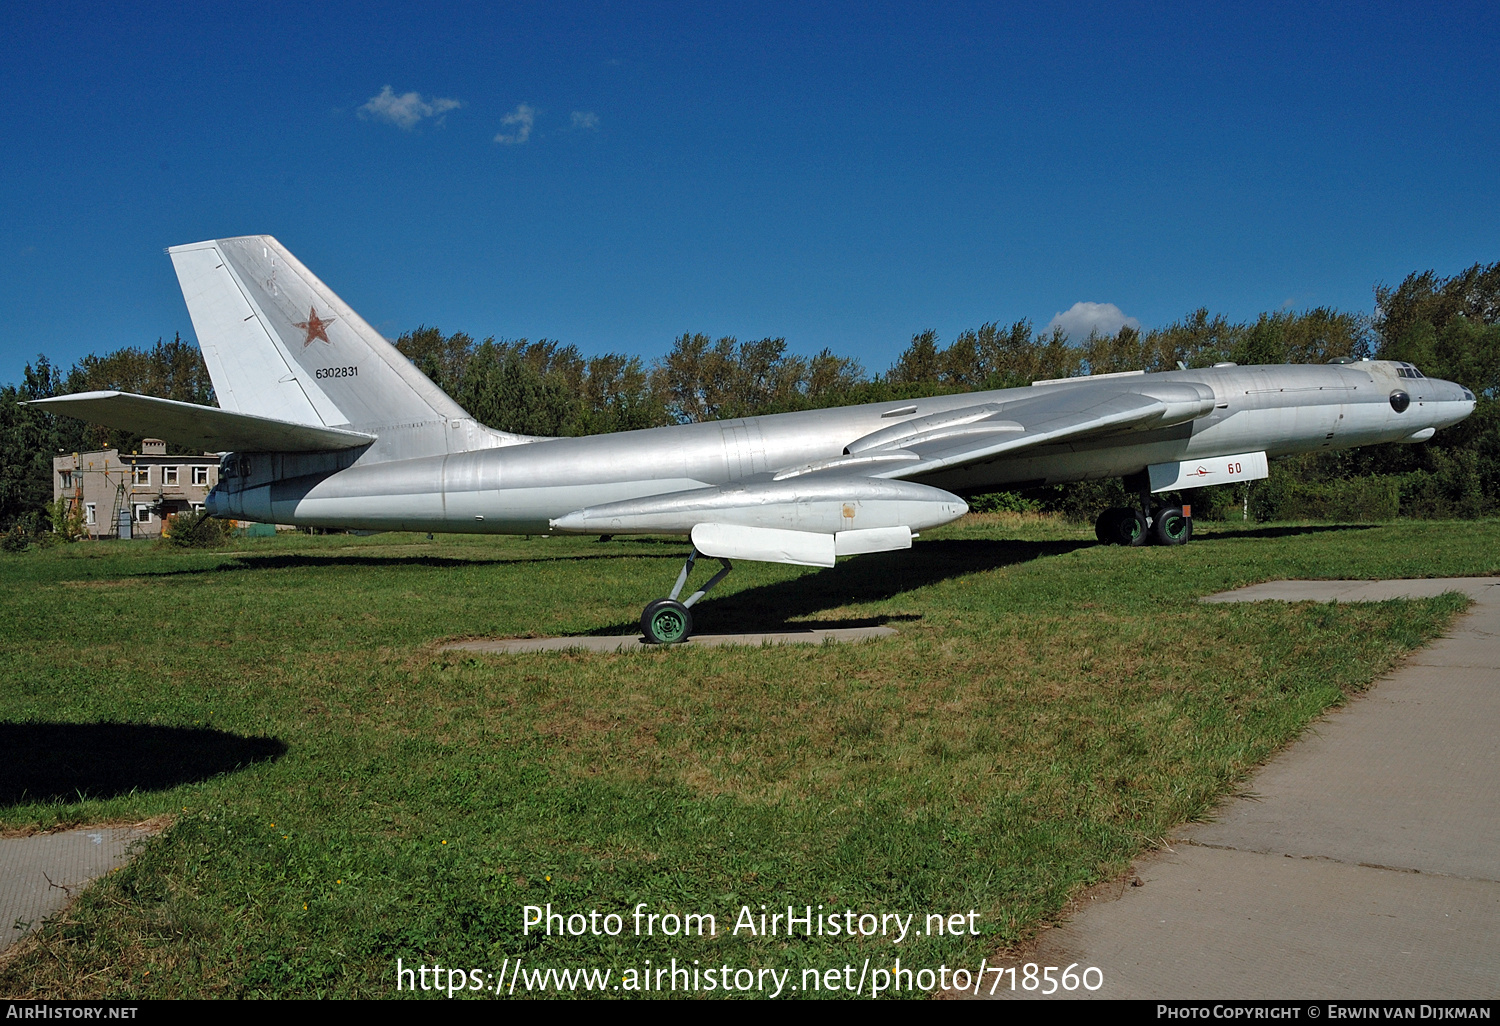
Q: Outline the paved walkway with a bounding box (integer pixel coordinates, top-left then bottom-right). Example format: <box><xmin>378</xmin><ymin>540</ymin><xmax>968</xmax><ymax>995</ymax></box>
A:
<box><xmin>441</xmin><ymin>625</ymin><xmax>897</xmax><ymax>654</ymax></box>
<box><xmin>996</xmin><ymin>578</ymin><xmax>1500</xmax><ymax>1000</ymax></box>
<box><xmin>0</xmin><ymin>824</ymin><xmax>161</xmax><ymax>953</ymax></box>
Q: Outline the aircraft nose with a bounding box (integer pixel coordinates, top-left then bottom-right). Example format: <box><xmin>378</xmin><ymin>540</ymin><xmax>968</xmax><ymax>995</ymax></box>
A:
<box><xmin>1440</xmin><ymin>378</ymin><xmax>1474</xmax><ymax>406</ymax></box>
<box><xmin>1428</xmin><ymin>378</ymin><xmax>1476</xmax><ymax>428</ymax></box>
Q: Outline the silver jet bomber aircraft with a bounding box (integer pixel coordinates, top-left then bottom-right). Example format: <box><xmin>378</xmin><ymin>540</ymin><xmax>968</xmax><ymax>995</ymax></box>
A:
<box><xmin>33</xmin><ymin>236</ymin><xmax>1476</xmax><ymax>643</ymax></box>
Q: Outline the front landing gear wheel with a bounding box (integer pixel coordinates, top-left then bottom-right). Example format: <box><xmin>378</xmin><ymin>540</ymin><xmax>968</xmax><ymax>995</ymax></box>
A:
<box><xmin>1152</xmin><ymin>506</ymin><xmax>1192</xmax><ymax>546</ymax></box>
<box><xmin>641</xmin><ymin>598</ymin><xmax>693</xmax><ymax>645</ymax></box>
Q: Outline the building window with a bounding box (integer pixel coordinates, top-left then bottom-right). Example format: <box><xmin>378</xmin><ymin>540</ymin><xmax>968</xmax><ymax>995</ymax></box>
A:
<box><xmin>59</xmin><ymin>470</ymin><xmax>74</xmax><ymax>489</ymax></box>
<box><xmin>163</xmin><ymin>466</ymin><xmax>179</xmax><ymax>486</ymax></box>
<box><xmin>85</xmin><ymin>503</ymin><xmax>96</xmax><ymax>526</ymax></box>
<box><xmin>132</xmin><ymin>466</ymin><xmax>150</xmax><ymax>486</ymax></box>
<box><xmin>192</xmin><ymin>466</ymin><xmax>209</xmax><ymax>486</ymax></box>
<box><xmin>134</xmin><ymin>504</ymin><xmax>152</xmax><ymax>523</ymax></box>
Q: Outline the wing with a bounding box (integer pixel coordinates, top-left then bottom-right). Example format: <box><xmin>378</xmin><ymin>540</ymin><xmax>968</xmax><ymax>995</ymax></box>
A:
<box><xmin>27</xmin><ymin>391</ymin><xmax>376</xmax><ymax>453</ymax></box>
<box><xmin>548</xmin><ymin>380</ymin><xmax>1218</xmax><ymax>567</ymax></box>
<box><xmin>772</xmin><ymin>379</ymin><xmax>1219</xmax><ymax>483</ymax></box>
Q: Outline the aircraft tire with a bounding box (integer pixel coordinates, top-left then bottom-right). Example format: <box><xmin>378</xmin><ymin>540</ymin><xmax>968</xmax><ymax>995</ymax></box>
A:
<box><xmin>1113</xmin><ymin>509</ymin><xmax>1149</xmax><ymax>547</ymax></box>
<box><xmin>1098</xmin><ymin>504</ymin><xmax>1128</xmax><ymax>546</ymax></box>
<box><xmin>1095</xmin><ymin>507</ymin><xmax>1121</xmax><ymax>543</ymax></box>
<box><xmin>1152</xmin><ymin>507</ymin><xmax>1192</xmax><ymax>546</ymax></box>
<box><xmin>641</xmin><ymin>598</ymin><xmax>693</xmax><ymax>644</ymax></box>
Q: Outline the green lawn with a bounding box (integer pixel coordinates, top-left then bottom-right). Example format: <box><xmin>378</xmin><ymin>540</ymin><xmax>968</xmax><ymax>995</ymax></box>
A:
<box><xmin>1</xmin><ymin>516</ymin><xmax>1495</xmax><ymax>998</ymax></box>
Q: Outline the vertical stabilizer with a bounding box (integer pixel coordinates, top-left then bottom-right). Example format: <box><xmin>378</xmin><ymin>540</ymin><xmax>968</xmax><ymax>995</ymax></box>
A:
<box><xmin>169</xmin><ymin>235</ymin><xmax>520</xmax><ymax>459</ymax></box>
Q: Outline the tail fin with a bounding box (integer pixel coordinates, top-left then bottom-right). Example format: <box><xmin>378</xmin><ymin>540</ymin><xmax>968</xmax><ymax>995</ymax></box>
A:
<box><xmin>168</xmin><ymin>235</ymin><xmax>519</xmax><ymax>457</ymax></box>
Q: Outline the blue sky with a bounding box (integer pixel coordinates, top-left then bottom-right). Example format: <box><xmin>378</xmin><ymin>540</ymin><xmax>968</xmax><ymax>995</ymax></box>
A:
<box><xmin>3</xmin><ymin>2</ymin><xmax>1497</xmax><ymax>386</ymax></box>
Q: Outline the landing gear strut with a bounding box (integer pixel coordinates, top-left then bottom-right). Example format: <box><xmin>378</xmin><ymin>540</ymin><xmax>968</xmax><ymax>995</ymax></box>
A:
<box><xmin>640</xmin><ymin>549</ymin><xmax>733</xmax><ymax>644</ymax></box>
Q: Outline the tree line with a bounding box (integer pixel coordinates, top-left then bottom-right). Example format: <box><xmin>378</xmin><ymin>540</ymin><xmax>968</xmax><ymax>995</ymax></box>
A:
<box><xmin>3</xmin><ymin>262</ymin><xmax>1496</xmax><ymax>532</ymax></box>
<box><xmin>1</xmin><ymin>335</ymin><xmax>213</xmax><ymax>532</ymax></box>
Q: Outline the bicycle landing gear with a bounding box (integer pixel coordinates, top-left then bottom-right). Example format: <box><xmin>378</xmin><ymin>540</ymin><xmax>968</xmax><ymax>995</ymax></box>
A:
<box><xmin>640</xmin><ymin>549</ymin><xmax>733</xmax><ymax>644</ymax></box>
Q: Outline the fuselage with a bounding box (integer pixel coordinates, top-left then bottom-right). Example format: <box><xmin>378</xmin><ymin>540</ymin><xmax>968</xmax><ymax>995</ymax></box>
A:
<box><xmin>206</xmin><ymin>360</ymin><xmax>1475</xmax><ymax>534</ymax></box>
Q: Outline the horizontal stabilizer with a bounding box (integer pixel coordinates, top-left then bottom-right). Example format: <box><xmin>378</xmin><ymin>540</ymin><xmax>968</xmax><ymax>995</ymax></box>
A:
<box><xmin>28</xmin><ymin>391</ymin><xmax>376</xmax><ymax>453</ymax></box>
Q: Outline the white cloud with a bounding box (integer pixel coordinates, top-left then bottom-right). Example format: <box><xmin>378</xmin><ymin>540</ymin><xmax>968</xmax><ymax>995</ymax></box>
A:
<box><xmin>1046</xmin><ymin>302</ymin><xmax>1141</xmax><ymax>341</ymax></box>
<box><xmin>570</xmin><ymin>110</ymin><xmax>600</xmax><ymax>130</ymax></box>
<box><xmin>359</xmin><ymin>86</ymin><xmax>462</xmax><ymax>130</ymax></box>
<box><xmin>494</xmin><ymin>104</ymin><xmax>536</xmax><ymax>144</ymax></box>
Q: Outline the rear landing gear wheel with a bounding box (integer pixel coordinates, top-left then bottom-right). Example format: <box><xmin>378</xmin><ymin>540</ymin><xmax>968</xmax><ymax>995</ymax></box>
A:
<box><xmin>641</xmin><ymin>598</ymin><xmax>692</xmax><ymax>645</ymax></box>
<box><xmin>1095</xmin><ymin>507</ymin><xmax>1135</xmax><ymax>544</ymax></box>
<box><xmin>1152</xmin><ymin>506</ymin><xmax>1192</xmax><ymax>546</ymax></box>
<box><xmin>1102</xmin><ymin>507</ymin><xmax>1148</xmax><ymax>546</ymax></box>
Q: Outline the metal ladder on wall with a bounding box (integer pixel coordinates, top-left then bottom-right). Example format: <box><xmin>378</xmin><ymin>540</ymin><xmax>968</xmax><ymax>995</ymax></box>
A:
<box><xmin>107</xmin><ymin>471</ymin><xmax>128</xmax><ymax>539</ymax></box>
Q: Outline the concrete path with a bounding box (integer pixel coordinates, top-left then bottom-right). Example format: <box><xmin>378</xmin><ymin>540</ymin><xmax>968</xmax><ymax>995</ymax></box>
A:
<box><xmin>0</xmin><ymin>823</ymin><xmax>160</xmax><ymax>953</ymax></box>
<box><xmin>441</xmin><ymin>625</ymin><xmax>897</xmax><ymax>654</ymax></box>
<box><xmin>996</xmin><ymin>577</ymin><xmax>1500</xmax><ymax>1000</ymax></box>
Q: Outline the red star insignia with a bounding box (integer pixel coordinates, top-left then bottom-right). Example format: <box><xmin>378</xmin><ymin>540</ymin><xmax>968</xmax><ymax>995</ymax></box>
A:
<box><xmin>295</xmin><ymin>307</ymin><xmax>335</xmax><ymax>347</ymax></box>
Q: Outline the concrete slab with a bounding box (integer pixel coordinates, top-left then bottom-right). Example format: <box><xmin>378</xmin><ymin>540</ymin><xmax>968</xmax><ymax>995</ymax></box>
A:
<box><xmin>987</xmin><ymin>578</ymin><xmax>1500</xmax><ymax>1000</ymax></box>
<box><xmin>440</xmin><ymin>625</ymin><xmax>897</xmax><ymax>654</ymax></box>
<box><xmin>1408</xmin><ymin>635</ymin><xmax>1500</xmax><ymax>668</ymax></box>
<box><xmin>0</xmin><ymin>823</ymin><xmax>160</xmax><ymax>953</ymax></box>
<box><xmin>1185</xmin><ymin>692</ymin><xmax>1500</xmax><ymax>879</ymax></box>
<box><xmin>1202</xmin><ymin>577</ymin><xmax>1500</xmax><ymax>603</ymax></box>
<box><xmin>1001</xmin><ymin>845</ymin><xmax>1500</xmax><ymax>999</ymax></box>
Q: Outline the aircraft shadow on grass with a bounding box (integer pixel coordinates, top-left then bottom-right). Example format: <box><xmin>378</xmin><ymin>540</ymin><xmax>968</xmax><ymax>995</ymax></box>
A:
<box><xmin>581</xmin><ymin>523</ymin><xmax>1378</xmax><ymax>635</ymax></box>
<box><xmin>139</xmin><ymin>548</ymin><xmax>688</xmax><ymax>577</ymax></box>
<box><xmin>1196</xmin><ymin>523</ymin><xmax>1379</xmax><ymax>541</ymax></box>
<box><xmin>587</xmin><ymin>537</ymin><xmax>1095</xmax><ymax>636</ymax></box>
<box><xmin>0</xmin><ymin>722</ymin><xmax>286</xmax><ymax>806</ymax></box>
<box><xmin>134</xmin><ymin>524</ymin><xmax>1375</xmax><ymax>584</ymax></box>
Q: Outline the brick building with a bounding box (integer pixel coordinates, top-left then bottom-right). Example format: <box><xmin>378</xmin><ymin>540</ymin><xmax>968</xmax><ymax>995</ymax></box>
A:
<box><xmin>52</xmin><ymin>439</ymin><xmax>220</xmax><ymax>539</ymax></box>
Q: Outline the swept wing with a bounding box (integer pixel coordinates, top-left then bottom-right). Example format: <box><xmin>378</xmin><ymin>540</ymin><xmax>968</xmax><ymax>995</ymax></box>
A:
<box><xmin>830</xmin><ymin>380</ymin><xmax>1218</xmax><ymax>482</ymax></box>
<box><xmin>549</xmin><ymin>379</ymin><xmax>1217</xmax><ymax>563</ymax></box>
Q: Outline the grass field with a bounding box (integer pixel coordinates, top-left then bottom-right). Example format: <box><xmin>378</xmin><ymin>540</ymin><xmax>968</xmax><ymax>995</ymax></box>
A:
<box><xmin>1</xmin><ymin>516</ymin><xmax>1496</xmax><ymax>998</ymax></box>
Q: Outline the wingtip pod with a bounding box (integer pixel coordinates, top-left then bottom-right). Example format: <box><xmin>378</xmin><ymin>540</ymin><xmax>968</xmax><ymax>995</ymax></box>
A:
<box><xmin>550</xmin><ymin>477</ymin><xmax>967</xmax><ymax>536</ymax></box>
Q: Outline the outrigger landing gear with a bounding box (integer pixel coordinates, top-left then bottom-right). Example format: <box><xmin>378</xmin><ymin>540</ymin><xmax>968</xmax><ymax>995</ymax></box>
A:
<box><xmin>640</xmin><ymin>549</ymin><xmax>733</xmax><ymax>644</ymax></box>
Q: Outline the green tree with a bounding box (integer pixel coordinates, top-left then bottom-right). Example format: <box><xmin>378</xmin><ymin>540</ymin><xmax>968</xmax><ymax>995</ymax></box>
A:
<box><xmin>887</xmin><ymin>329</ymin><xmax>941</xmax><ymax>385</ymax></box>
<box><xmin>0</xmin><ymin>357</ymin><xmax>66</xmax><ymax>529</ymax></box>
